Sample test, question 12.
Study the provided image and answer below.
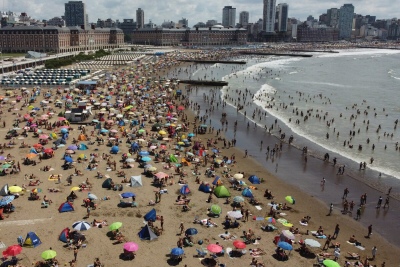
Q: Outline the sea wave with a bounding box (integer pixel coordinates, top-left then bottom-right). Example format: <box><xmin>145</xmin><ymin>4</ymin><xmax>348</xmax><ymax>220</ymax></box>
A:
<box><xmin>287</xmin><ymin>81</ymin><xmax>353</xmax><ymax>88</ymax></box>
<box><xmin>318</xmin><ymin>49</ymin><xmax>400</xmax><ymax>58</ymax></box>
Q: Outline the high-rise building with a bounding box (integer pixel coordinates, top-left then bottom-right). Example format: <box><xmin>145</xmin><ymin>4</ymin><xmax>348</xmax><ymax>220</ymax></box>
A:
<box><xmin>65</xmin><ymin>1</ymin><xmax>87</xmax><ymax>28</ymax></box>
<box><xmin>136</xmin><ymin>8</ymin><xmax>144</xmax><ymax>29</ymax></box>
<box><xmin>339</xmin><ymin>4</ymin><xmax>354</xmax><ymax>39</ymax></box>
<box><xmin>263</xmin><ymin>0</ymin><xmax>276</xmax><ymax>33</ymax></box>
<box><xmin>222</xmin><ymin>6</ymin><xmax>236</xmax><ymax>28</ymax></box>
<box><xmin>327</xmin><ymin>8</ymin><xmax>339</xmax><ymax>28</ymax></box>
<box><xmin>277</xmin><ymin>3</ymin><xmax>288</xmax><ymax>32</ymax></box>
<box><xmin>239</xmin><ymin>11</ymin><xmax>249</xmax><ymax>27</ymax></box>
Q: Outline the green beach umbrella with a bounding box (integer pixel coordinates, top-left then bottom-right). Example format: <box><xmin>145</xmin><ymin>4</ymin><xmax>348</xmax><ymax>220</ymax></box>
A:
<box><xmin>210</xmin><ymin>205</ymin><xmax>222</xmax><ymax>215</ymax></box>
<box><xmin>285</xmin><ymin>196</ymin><xmax>295</xmax><ymax>204</ymax></box>
<box><xmin>138</xmin><ymin>129</ymin><xmax>146</xmax><ymax>134</ymax></box>
<box><xmin>41</xmin><ymin>250</ymin><xmax>57</xmax><ymax>260</ymax></box>
<box><xmin>109</xmin><ymin>222</ymin><xmax>123</xmax><ymax>231</ymax></box>
<box><xmin>1</xmin><ymin>163</ymin><xmax>11</xmax><ymax>169</ymax></box>
<box><xmin>323</xmin><ymin>259</ymin><xmax>340</xmax><ymax>267</ymax></box>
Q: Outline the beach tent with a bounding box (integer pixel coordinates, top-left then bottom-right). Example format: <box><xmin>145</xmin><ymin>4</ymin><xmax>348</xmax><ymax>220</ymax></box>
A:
<box><xmin>214</xmin><ymin>186</ymin><xmax>230</xmax><ymax>198</ymax></box>
<box><xmin>102</xmin><ymin>178</ymin><xmax>113</xmax><ymax>189</ymax></box>
<box><xmin>77</xmin><ymin>134</ymin><xmax>87</xmax><ymax>141</ymax></box>
<box><xmin>242</xmin><ymin>188</ymin><xmax>254</xmax><ymax>198</ymax></box>
<box><xmin>212</xmin><ymin>176</ymin><xmax>222</xmax><ymax>186</ymax></box>
<box><xmin>180</xmin><ymin>184</ymin><xmax>190</xmax><ymax>195</ymax></box>
<box><xmin>59</xmin><ymin>228</ymin><xmax>69</xmax><ymax>243</ymax></box>
<box><xmin>29</xmin><ymin>148</ymin><xmax>38</xmax><ymax>154</ymax></box>
<box><xmin>23</xmin><ymin>232</ymin><xmax>42</xmax><ymax>247</ymax></box>
<box><xmin>79</xmin><ymin>143</ymin><xmax>88</xmax><ymax>150</ymax></box>
<box><xmin>0</xmin><ymin>184</ymin><xmax>9</xmax><ymax>196</ymax></box>
<box><xmin>110</xmin><ymin>146</ymin><xmax>119</xmax><ymax>154</ymax></box>
<box><xmin>169</xmin><ymin>154</ymin><xmax>178</xmax><ymax>163</ymax></box>
<box><xmin>198</xmin><ymin>183</ymin><xmax>211</xmax><ymax>193</ymax></box>
<box><xmin>144</xmin><ymin>208</ymin><xmax>156</xmax><ymax>221</ymax></box>
<box><xmin>248</xmin><ymin>175</ymin><xmax>260</xmax><ymax>184</ymax></box>
<box><xmin>138</xmin><ymin>224</ymin><xmax>158</xmax><ymax>241</ymax></box>
<box><xmin>130</xmin><ymin>176</ymin><xmax>143</xmax><ymax>187</ymax></box>
<box><xmin>58</xmin><ymin>202</ymin><xmax>74</xmax><ymax>213</ymax></box>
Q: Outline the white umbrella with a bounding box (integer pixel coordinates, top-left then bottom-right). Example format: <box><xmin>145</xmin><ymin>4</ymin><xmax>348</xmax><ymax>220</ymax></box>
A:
<box><xmin>72</xmin><ymin>221</ymin><xmax>91</xmax><ymax>231</ymax></box>
<box><xmin>281</xmin><ymin>230</ymin><xmax>295</xmax><ymax>240</ymax></box>
<box><xmin>227</xmin><ymin>210</ymin><xmax>243</xmax><ymax>219</ymax></box>
<box><xmin>304</xmin><ymin>239</ymin><xmax>321</xmax><ymax>248</ymax></box>
<box><xmin>125</xmin><ymin>158</ymin><xmax>135</xmax><ymax>163</ymax></box>
<box><xmin>88</xmin><ymin>193</ymin><xmax>98</xmax><ymax>200</ymax></box>
<box><xmin>233</xmin><ymin>173</ymin><xmax>243</xmax><ymax>179</ymax></box>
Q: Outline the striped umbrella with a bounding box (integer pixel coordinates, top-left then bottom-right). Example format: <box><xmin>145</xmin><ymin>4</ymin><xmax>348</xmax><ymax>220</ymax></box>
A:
<box><xmin>72</xmin><ymin>221</ymin><xmax>91</xmax><ymax>231</ymax></box>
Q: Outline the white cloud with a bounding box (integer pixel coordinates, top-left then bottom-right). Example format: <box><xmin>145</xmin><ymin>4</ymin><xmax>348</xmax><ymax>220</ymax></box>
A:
<box><xmin>5</xmin><ymin>0</ymin><xmax>400</xmax><ymax>26</ymax></box>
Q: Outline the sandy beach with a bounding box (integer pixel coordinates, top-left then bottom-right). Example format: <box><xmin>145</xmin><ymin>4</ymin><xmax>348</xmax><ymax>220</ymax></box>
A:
<box><xmin>0</xmin><ymin>49</ymin><xmax>399</xmax><ymax>267</ymax></box>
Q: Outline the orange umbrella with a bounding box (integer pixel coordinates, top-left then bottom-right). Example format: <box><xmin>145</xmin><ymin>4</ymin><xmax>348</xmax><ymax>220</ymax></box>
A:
<box><xmin>33</xmin><ymin>144</ymin><xmax>43</xmax><ymax>149</ymax></box>
<box><xmin>26</xmin><ymin>153</ymin><xmax>37</xmax><ymax>159</ymax></box>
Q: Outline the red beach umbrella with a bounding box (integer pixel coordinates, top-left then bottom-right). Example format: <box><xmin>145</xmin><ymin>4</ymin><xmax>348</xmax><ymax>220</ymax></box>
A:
<box><xmin>207</xmin><ymin>244</ymin><xmax>223</xmax><ymax>253</ymax></box>
<box><xmin>233</xmin><ymin>240</ymin><xmax>246</xmax><ymax>249</ymax></box>
<box><xmin>2</xmin><ymin>245</ymin><xmax>22</xmax><ymax>257</ymax></box>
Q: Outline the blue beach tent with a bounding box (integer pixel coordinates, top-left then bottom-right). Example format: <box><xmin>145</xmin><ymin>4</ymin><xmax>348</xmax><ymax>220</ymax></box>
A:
<box><xmin>198</xmin><ymin>183</ymin><xmax>211</xmax><ymax>193</ymax></box>
<box><xmin>58</xmin><ymin>201</ymin><xmax>74</xmax><ymax>212</ymax></box>
<box><xmin>59</xmin><ymin>228</ymin><xmax>69</xmax><ymax>243</ymax></box>
<box><xmin>110</xmin><ymin>146</ymin><xmax>119</xmax><ymax>154</ymax></box>
<box><xmin>212</xmin><ymin>176</ymin><xmax>222</xmax><ymax>185</ymax></box>
<box><xmin>138</xmin><ymin>224</ymin><xmax>158</xmax><ymax>240</ymax></box>
<box><xmin>180</xmin><ymin>184</ymin><xmax>190</xmax><ymax>195</ymax></box>
<box><xmin>144</xmin><ymin>208</ymin><xmax>156</xmax><ymax>221</ymax></box>
<box><xmin>248</xmin><ymin>175</ymin><xmax>260</xmax><ymax>184</ymax></box>
<box><xmin>23</xmin><ymin>232</ymin><xmax>42</xmax><ymax>247</ymax></box>
<box><xmin>242</xmin><ymin>188</ymin><xmax>254</xmax><ymax>198</ymax></box>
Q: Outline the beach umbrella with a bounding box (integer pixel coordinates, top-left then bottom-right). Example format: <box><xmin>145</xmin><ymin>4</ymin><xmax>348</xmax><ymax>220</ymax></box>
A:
<box><xmin>138</xmin><ymin>151</ymin><xmax>149</xmax><ymax>156</ymax></box>
<box><xmin>154</xmin><ymin>172</ymin><xmax>168</xmax><ymax>179</ymax></box>
<box><xmin>277</xmin><ymin>241</ymin><xmax>293</xmax><ymax>251</ymax></box>
<box><xmin>285</xmin><ymin>196</ymin><xmax>295</xmax><ymax>204</ymax></box>
<box><xmin>170</xmin><ymin>247</ymin><xmax>184</xmax><ymax>256</ymax></box>
<box><xmin>88</xmin><ymin>193</ymin><xmax>98</xmax><ymax>200</ymax></box>
<box><xmin>39</xmin><ymin>134</ymin><xmax>49</xmax><ymax>139</ymax></box>
<box><xmin>210</xmin><ymin>204</ymin><xmax>222</xmax><ymax>215</ymax></box>
<box><xmin>2</xmin><ymin>245</ymin><xmax>22</xmax><ymax>257</ymax></box>
<box><xmin>266</xmin><ymin>217</ymin><xmax>276</xmax><ymax>224</ymax></box>
<box><xmin>187</xmin><ymin>133</ymin><xmax>195</xmax><ymax>137</ymax></box>
<box><xmin>1</xmin><ymin>164</ymin><xmax>11</xmax><ymax>169</ymax></box>
<box><xmin>41</xmin><ymin>250</ymin><xmax>57</xmax><ymax>260</ymax></box>
<box><xmin>44</xmin><ymin>148</ymin><xmax>53</xmax><ymax>154</ymax></box>
<box><xmin>121</xmin><ymin>192</ymin><xmax>136</xmax><ymax>198</ymax></box>
<box><xmin>67</xmin><ymin>145</ymin><xmax>78</xmax><ymax>150</ymax></box>
<box><xmin>33</xmin><ymin>144</ymin><xmax>43</xmax><ymax>149</ymax></box>
<box><xmin>64</xmin><ymin>156</ymin><xmax>73</xmax><ymax>163</ymax></box>
<box><xmin>8</xmin><ymin>186</ymin><xmax>22</xmax><ymax>193</ymax></box>
<box><xmin>70</xmin><ymin>187</ymin><xmax>80</xmax><ymax>191</ymax></box>
<box><xmin>58</xmin><ymin>117</ymin><xmax>67</xmax><ymax>121</ymax></box>
<box><xmin>185</xmin><ymin>228</ymin><xmax>198</xmax><ymax>236</ymax></box>
<box><xmin>323</xmin><ymin>260</ymin><xmax>340</xmax><ymax>267</ymax></box>
<box><xmin>233</xmin><ymin>196</ymin><xmax>244</xmax><ymax>203</ymax></box>
<box><xmin>207</xmin><ymin>244</ymin><xmax>223</xmax><ymax>253</ymax></box>
<box><xmin>0</xmin><ymin>156</ymin><xmax>5</xmax><ymax>160</ymax></box>
<box><xmin>31</xmin><ymin>188</ymin><xmax>42</xmax><ymax>194</ymax></box>
<box><xmin>281</xmin><ymin>230</ymin><xmax>295</xmax><ymax>240</ymax></box>
<box><xmin>233</xmin><ymin>240</ymin><xmax>246</xmax><ymax>249</ymax></box>
<box><xmin>123</xmin><ymin>242</ymin><xmax>139</xmax><ymax>252</ymax></box>
<box><xmin>109</xmin><ymin>222</ymin><xmax>123</xmax><ymax>231</ymax></box>
<box><xmin>147</xmin><ymin>166</ymin><xmax>157</xmax><ymax>172</ymax></box>
<box><xmin>227</xmin><ymin>211</ymin><xmax>243</xmax><ymax>219</ymax></box>
<box><xmin>60</xmin><ymin>128</ymin><xmax>68</xmax><ymax>134</ymax></box>
<box><xmin>233</xmin><ymin>173</ymin><xmax>243</xmax><ymax>179</ymax></box>
<box><xmin>125</xmin><ymin>158</ymin><xmax>135</xmax><ymax>163</ymax></box>
<box><xmin>304</xmin><ymin>239</ymin><xmax>321</xmax><ymax>248</ymax></box>
<box><xmin>158</xmin><ymin>130</ymin><xmax>167</xmax><ymax>135</ymax></box>
<box><xmin>149</xmin><ymin>145</ymin><xmax>157</xmax><ymax>150</ymax></box>
<box><xmin>141</xmin><ymin>156</ymin><xmax>151</xmax><ymax>162</ymax></box>
<box><xmin>177</xmin><ymin>106</ymin><xmax>185</xmax><ymax>111</ymax></box>
<box><xmin>72</xmin><ymin>221</ymin><xmax>91</xmax><ymax>231</ymax></box>
<box><xmin>0</xmin><ymin>195</ymin><xmax>15</xmax><ymax>206</ymax></box>
<box><xmin>138</xmin><ymin>129</ymin><xmax>146</xmax><ymax>134</ymax></box>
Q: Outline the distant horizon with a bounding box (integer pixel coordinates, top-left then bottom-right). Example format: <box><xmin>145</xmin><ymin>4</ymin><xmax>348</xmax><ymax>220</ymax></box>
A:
<box><xmin>0</xmin><ymin>0</ymin><xmax>399</xmax><ymax>26</ymax></box>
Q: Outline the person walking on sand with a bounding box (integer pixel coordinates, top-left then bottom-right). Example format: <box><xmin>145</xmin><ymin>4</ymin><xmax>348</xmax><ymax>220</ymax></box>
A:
<box><xmin>383</xmin><ymin>197</ymin><xmax>389</xmax><ymax>208</ymax></box>
<box><xmin>86</xmin><ymin>206</ymin><xmax>91</xmax><ymax>218</ymax></box>
<box><xmin>356</xmin><ymin>207</ymin><xmax>361</xmax><ymax>220</ymax></box>
<box><xmin>367</xmin><ymin>224</ymin><xmax>372</xmax><ymax>238</ymax></box>
<box><xmin>372</xmin><ymin>246</ymin><xmax>377</xmax><ymax>260</ymax></box>
<box><xmin>343</xmin><ymin>188</ymin><xmax>349</xmax><ymax>199</ymax></box>
<box><xmin>160</xmin><ymin>216</ymin><xmax>164</xmax><ymax>231</ymax></box>
<box><xmin>376</xmin><ymin>196</ymin><xmax>382</xmax><ymax>208</ymax></box>
<box><xmin>244</xmin><ymin>149</ymin><xmax>248</xmax><ymax>158</ymax></box>
<box><xmin>332</xmin><ymin>224</ymin><xmax>340</xmax><ymax>239</ymax></box>
<box><xmin>244</xmin><ymin>209</ymin><xmax>249</xmax><ymax>222</ymax></box>
<box><xmin>73</xmin><ymin>247</ymin><xmax>78</xmax><ymax>261</ymax></box>
<box><xmin>179</xmin><ymin>222</ymin><xmax>185</xmax><ymax>235</ymax></box>
<box><xmin>328</xmin><ymin>203</ymin><xmax>333</xmax><ymax>216</ymax></box>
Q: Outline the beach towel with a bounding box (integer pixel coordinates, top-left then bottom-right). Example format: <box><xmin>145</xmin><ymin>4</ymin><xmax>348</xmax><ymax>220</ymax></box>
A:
<box><xmin>226</xmin><ymin>247</ymin><xmax>233</xmax><ymax>259</ymax></box>
<box><xmin>255</xmin><ymin>205</ymin><xmax>262</xmax><ymax>210</ymax></box>
<box><xmin>299</xmin><ymin>221</ymin><xmax>308</xmax><ymax>226</ymax></box>
<box><xmin>219</xmin><ymin>234</ymin><xmax>237</xmax><ymax>241</ymax></box>
<box><xmin>48</xmin><ymin>175</ymin><xmax>60</xmax><ymax>181</ymax></box>
<box><xmin>346</xmin><ymin>241</ymin><xmax>366</xmax><ymax>250</ymax></box>
<box><xmin>201</xmin><ymin>219</ymin><xmax>217</xmax><ymax>227</ymax></box>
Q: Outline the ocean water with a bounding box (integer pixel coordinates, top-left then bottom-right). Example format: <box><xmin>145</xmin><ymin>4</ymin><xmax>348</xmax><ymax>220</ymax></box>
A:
<box><xmin>176</xmin><ymin>49</ymin><xmax>400</xmax><ymax>180</ymax></box>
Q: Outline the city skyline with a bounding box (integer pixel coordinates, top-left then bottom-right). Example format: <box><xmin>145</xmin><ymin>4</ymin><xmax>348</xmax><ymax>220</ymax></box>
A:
<box><xmin>1</xmin><ymin>0</ymin><xmax>399</xmax><ymax>26</ymax></box>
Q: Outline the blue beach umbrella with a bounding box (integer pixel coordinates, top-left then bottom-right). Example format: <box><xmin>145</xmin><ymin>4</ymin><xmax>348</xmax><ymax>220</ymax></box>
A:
<box><xmin>277</xmin><ymin>241</ymin><xmax>293</xmax><ymax>251</ymax></box>
<box><xmin>121</xmin><ymin>192</ymin><xmax>136</xmax><ymax>198</ymax></box>
<box><xmin>185</xmin><ymin>228</ymin><xmax>198</xmax><ymax>236</ymax></box>
<box><xmin>64</xmin><ymin>156</ymin><xmax>73</xmax><ymax>163</ymax></box>
<box><xmin>141</xmin><ymin>157</ymin><xmax>151</xmax><ymax>162</ymax></box>
<box><xmin>0</xmin><ymin>195</ymin><xmax>15</xmax><ymax>206</ymax></box>
<box><xmin>139</xmin><ymin>151</ymin><xmax>149</xmax><ymax>156</ymax></box>
<box><xmin>187</xmin><ymin>133</ymin><xmax>195</xmax><ymax>137</ymax></box>
<box><xmin>171</xmin><ymin>247</ymin><xmax>184</xmax><ymax>256</ymax></box>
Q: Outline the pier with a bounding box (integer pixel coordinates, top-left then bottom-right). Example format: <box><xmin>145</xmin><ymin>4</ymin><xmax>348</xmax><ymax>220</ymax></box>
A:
<box><xmin>238</xmin><ymin>51</ymin><xmax>313</xmax><ymax>57</ymax></box>
<box><xmin>178</xmin><ymin>80</ymin><xmax>228</xmax><ymax>86</ymax></box>
<box><xmin>177</xmin><ymin>60</ymin><xmax>246</xmax><ymax>64</ymax></box>
<box><xmin>289</xmin><ymin>49</ymin><xmax>339</xmax><ymax>53</ymax></box>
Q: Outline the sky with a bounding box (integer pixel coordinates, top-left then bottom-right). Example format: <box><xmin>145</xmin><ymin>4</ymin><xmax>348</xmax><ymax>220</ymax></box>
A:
<box><xmin>2</xmin><ymin>0</ymin><xmax>399</xmax><ymax>26</ymax></box>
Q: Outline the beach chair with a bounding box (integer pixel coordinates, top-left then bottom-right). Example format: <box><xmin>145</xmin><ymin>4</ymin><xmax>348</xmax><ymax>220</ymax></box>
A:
<box><xmin>196</xmin><ymin>248</ymin><xmax>207</xmax><ymax>257</ymax></box>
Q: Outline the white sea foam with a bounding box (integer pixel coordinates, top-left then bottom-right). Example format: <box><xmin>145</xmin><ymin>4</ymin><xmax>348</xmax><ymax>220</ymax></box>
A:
<box><xmin>287</xmin><ymin>81</ymin><xmax>353</xmax><ymax>88</ymax></box>
<box><xmin>318</xmin><ymin>49</ymin><xmax>400</xmax><ymax>58</ymax></box>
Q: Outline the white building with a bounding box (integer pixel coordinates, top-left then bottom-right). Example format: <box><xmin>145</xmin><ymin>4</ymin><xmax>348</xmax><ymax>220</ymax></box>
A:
<box><xmin>222</xmin><ymin>6</ymin><xmax>236</xmax><ymax>28</ymax></box>
<box><xmin>239</xmin><ymin>11</ymin><xmax>249</xmax><ymax>27</ymax></box>
<box><xmin>263</xmin><ymin>0</ymin><xmax>276</xmax><ymax>33</ymax></box>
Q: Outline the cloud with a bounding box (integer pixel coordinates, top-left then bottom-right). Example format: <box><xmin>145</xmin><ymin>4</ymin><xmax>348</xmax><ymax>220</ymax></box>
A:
<box><xmin>5</xmin><ymin>0</ymin><xmax>399</xmax><ymax>27</ymax></box>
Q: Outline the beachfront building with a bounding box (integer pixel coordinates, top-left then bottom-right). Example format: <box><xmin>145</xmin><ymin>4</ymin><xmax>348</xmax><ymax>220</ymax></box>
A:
<box><xmin>263</xmin><ymin>0</ymin><xmax>276</xmax><ymax>33</ymax></box>
<box><xmin>0</xmin><ymin>25</ymin><xmax>124</xmax><ymax>53</ymax></box>
<box><xmin>276</xmin><ymin>3</ymin><xmax>289</xmax><ymax>32</ymax></box>
<box><xmin>338</xmin><ymin>4</ymin><xmax>355</xmax><ymax>40</ymax></box>
<box><xmin>239</xmin><ymin>11</ymin><xmax>249</xmax><ymax>27</ymax></box>
<box><xmin>47</xmin><ymin>17</ymin><xmax>66</xmax><ymax>27</ymax></box>
<box><xmin>131</xmin><ymin>27</ymin><xmax>247</xmax><ymax>46</ymax></box>
<box><xmin>326</xmin><ymin>8</ymin><xmax>339</xmax><ymax>28</ymax></box>
<box><xmin>296</xmin><ymin>24</ymin><xmax>339</xmax><ymax>42</ymax></box>
<box><xmin>222</xmin><ymin>6</ymin><xmax>236</xmax><ymax>28</ymax></box>
<box><xmin>136</xmin><ymin>8</ymin><xmax>144</xmax><ymax>29</ymax></box>
<box><xmin>65</xmin><ymin>1</ymin><xmax>87</xmax><ymax>28</ymax></box>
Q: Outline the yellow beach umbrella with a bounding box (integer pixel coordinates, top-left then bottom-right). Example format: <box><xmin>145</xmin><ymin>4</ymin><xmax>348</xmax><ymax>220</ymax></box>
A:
<box><xmin>70</xmin><ymin>187</ymin><xmax>80</xmax><ymax>191</ymax></box>
<box><xmin>158</xmin><ymin>130</ymin><xmax>167</xmax><ymax>135</ymax></box>
<box><xmin>9</xmin><ymin>186</ymin><xmax>23</xmax><ymax>193</ymax></box>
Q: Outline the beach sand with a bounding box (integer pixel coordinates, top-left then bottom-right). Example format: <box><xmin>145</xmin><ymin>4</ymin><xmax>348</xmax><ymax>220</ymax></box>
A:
<box><xmin>0</xmin><ymin>52</ymin><xmax>399</xmax><ymax>267</ymax></box>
